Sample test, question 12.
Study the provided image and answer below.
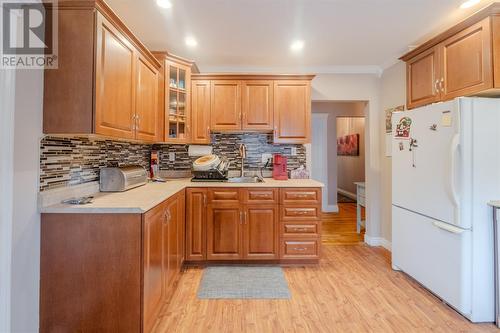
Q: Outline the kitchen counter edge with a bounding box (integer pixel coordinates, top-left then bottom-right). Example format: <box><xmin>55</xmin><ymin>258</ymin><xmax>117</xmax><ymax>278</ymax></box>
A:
<box><xmin>41</xmin><ymin>178</ymin><xmax>324</xmax><ymax>214</ymax></box>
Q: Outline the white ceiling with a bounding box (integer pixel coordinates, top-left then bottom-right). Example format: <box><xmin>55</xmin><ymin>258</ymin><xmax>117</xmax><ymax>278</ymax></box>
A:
<box><xmin>105</xmin><ymin>0</ymin><xmax>497</xmax><ymax>73</ymax></box>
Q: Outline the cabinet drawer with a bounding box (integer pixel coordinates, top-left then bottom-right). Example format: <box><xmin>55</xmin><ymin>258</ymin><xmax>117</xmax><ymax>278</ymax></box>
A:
<box><xmin>243</xmin><ymin>189</ymin><xmax>278</xmax><ymax>204</ymax></box>
<box><xmin>281</xmin><ymin>240</ymin><xmax>319</xmax><ymax>259</ymax></box>
<box><xmin>207</xmin><ymin>189</ymin><xmax>241</xmax><ymax>203</ymax></box>
<box><xmin>281</xmin><ymin>206</ymin><xmax>321</xmax><ymax>220</ymax></box>
<box><xmin>281</xmin><ymin>188</ymin><xmax>321</xmax><ymax>205</ymax></box>
<box><xmin>282</xmin><ymin>222</ymin><xmax>318</xmax><ymax>236</ymax></box>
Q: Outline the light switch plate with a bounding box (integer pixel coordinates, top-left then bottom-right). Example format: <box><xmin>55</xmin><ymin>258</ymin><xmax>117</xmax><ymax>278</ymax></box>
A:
<box><xmin>169</xmin><ymin>152</ymin><xmax>175</xmax><ymax>162</ymax></box>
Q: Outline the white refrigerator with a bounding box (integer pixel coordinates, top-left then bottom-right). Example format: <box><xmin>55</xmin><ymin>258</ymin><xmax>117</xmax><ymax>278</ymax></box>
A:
<box><xmin>392</xmin><ymin>97</ymin><xmax>500</xmax><ymax>322</ymax></box>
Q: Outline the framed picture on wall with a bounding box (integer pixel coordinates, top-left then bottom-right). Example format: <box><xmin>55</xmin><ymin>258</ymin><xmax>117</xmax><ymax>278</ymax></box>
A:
<box><xmin>385</xmin><ymin>105</ymin><xmax>405</xmax><ymax>157</ymax></box>
<box><xmin>337</xmin><ymin>133</ymin><xmax>360</xmax><ymax>156</ymax></box>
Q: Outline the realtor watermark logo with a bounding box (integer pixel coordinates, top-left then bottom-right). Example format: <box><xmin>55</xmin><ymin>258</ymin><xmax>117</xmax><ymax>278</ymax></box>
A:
<box><xmin>1</xmin><ymin>0</ymin><xmax>58</xmax><ymax>69</ymax></box>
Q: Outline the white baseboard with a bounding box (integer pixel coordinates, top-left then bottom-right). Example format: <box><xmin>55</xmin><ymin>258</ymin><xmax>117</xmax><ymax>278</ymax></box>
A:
<box><xmin>365</xmin><ymin>235</ymin><xmax>392</xmax><ymax>251</ymax></box>
<box><xmin>337</xmin><ymin>188</ymin><xmax>357</xmax><ymax>200</ymax></box>
<box><xmin>323</xmin><ymin>204</ymin><xmax>339</xmax><ymax>213</ymax></box>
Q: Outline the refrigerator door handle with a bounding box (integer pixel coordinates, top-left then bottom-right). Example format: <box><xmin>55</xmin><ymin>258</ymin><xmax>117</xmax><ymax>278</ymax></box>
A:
<box><xmin>432</xmin><ymin>220</ymin><xmax>466</xmax><ymax>234</ymax></box>
<box><xmin>449</xmin><ymin>134</ymin><xmax>460</xmax><ymax>207</ymax></box>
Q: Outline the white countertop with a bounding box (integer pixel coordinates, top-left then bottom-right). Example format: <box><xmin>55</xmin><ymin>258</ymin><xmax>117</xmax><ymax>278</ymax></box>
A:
<box><xmin>489</xmin><ymin>201</ymin><xmax>500</xmax><ymax>209</ymax></box>
<box><xmin>41</xmin><ymin>178</ymin><xmax>324</xmax><ymax>214</ymax></box>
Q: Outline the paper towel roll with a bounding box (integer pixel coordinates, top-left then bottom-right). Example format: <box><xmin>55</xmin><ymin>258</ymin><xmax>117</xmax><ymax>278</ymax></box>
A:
<box><xmin>188</xmin><ymin>145</ymin><xmax>213</xmax><ymax>157</ymax></box>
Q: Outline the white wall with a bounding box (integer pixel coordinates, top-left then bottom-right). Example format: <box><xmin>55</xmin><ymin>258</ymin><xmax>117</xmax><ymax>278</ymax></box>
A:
<box><xmin>311</xmin><ymin>113</ymin><xmax>331</xmax><ymax>211</ymax></box>
<box><xmin>8</xmin><ymin>69</ymin><xmax>44</xmax><ymax>332</ymax></box>
<box><xmin>0</xmin><ymin>69</ymin><xmax>16</xmax><ymax>333</ymax></box>
<box><xmin>311</xmin><ymin>73</ymin><xmax>382</xmax><ymax>242</ymax></box>
<box><xmin>380</xmin><ymin>62</ymin><xmax>406</xmax><ymax>243</ymax></box>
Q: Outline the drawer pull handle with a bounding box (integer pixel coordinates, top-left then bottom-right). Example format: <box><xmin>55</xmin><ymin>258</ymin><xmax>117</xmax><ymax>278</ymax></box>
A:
<box><xmin>295</xmin><ymin>211</ymin><xmax>311</xmax><ymax>215</ymax></box>
<box><xmin>293</xmin><ymin>247</ymin><xmax>307</xmax><ymax>251</ymax></box>
<box><xmin>294</xmin><ymin>228</ymin><xmax>309</xmax><ymax>232</ymax></box>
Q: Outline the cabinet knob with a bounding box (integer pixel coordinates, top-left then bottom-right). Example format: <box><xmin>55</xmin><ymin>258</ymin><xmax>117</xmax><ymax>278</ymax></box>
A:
<box><xmin>440</xmin><ymin>78</ymin><xmax>444</xmax><ymax>93</ymax></box>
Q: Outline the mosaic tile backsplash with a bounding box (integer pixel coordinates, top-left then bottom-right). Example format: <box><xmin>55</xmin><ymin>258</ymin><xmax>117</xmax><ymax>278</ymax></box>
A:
<box><xmin>39</xmin><ymin>133</ymin><xmax>306</xmax><ymax>191</ymax></box>
<box><xmin>153</xmin><ymin>133</ymin><xmax>306</xmax><ymax>172</ymax></box>
<box><xmin>40</xmin><ymin>136</ymin><xmax>150</xmax><ymax>191</ymax></box>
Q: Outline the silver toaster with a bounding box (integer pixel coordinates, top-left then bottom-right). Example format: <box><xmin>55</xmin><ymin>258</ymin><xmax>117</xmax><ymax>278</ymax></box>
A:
<box><xmin>99</xmin><ymin>165</ymin><xmax>148</xmax><ymax>192</ymax></box>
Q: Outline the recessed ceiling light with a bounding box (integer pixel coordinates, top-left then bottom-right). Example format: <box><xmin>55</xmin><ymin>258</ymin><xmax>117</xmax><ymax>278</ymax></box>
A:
<box><xmin>156</xmin><ymin>0</ymin><xmax>172</xmax><ymax>9</ymax></box>
<box><xmin>185</xmin><ymin>36</ymin><xmax>198</xmax><ymax>47</ymax></box>
<box><xmin>460</xmin><ymin>0</ymin><xmax>480</xmax><ymax>9</ymax></box>
<box><xmin>290</xmin><ymin>40</ymin><xmax>304</xmax><ymax>51</ymax></box>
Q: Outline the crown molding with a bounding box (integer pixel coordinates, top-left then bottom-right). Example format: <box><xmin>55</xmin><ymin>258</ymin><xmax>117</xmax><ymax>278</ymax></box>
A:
<box><xmin>198</xmin><ymin>65</ymin><xmax>383</xmax><ymax>76</ymax></box>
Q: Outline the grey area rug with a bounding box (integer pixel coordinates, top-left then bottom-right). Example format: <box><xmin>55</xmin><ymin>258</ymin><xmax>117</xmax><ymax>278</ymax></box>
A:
<box><xmin>197</xmin><ymin>266</ymin><xmax>291</xmax><ymax>299</ymax></box>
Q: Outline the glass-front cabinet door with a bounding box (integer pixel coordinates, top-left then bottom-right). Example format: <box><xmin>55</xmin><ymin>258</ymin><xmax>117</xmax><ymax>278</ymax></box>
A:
<box><xmin>165</xmin><ymin>59</ymin><xmax>191</xmax><ymax>143</ymax></box>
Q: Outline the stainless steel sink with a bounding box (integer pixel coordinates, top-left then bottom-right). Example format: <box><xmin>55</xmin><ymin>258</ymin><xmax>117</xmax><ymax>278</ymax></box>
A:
<box><xmin>227</xmin><ymin>176</ymin><xmax>264</xmax><ymax>183</ymax></box>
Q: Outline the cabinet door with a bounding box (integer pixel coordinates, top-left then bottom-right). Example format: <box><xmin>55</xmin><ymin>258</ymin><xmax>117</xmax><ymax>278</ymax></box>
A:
<box><xmin>211</xmin><ymin>80</ymin><xmax>242</xmax><ymax>131</ymax></box>
<box><xmin>242</xmin><ymin>80</ymin><xmax>273</xmax><ymax>130</ymax></box>
<box><xmin>186</xmin><ymin>189</ymin><xmax>207</xmax><ymax>261</ymax></box>
<box><xmin>95</xmin><ymin>12</ymin><xmax>136</xmax><ymax>139</ymax></box>
<box><xmin>165</xmin><ymin>61</ymin><xmax>191</xmax><ymax>143</ymax></box>
<box><xmin>440</xmin><ymin>18</ymin><xmax>492</xmax><ymax>100</ymax></box>
<box><xmin>273</xmin><ymin>80</ymin><xmax>311</xmax><ymax>143</ymax></box>
<box><xmin>243</xmin><ymin>205</ymin><xmax>279</xmax><ymax>260</ymax></box>
<box><xmin>191</xmin><ymin>80</ymin><xmax>211</xmax><ymax>144</ymax></box>
<box><xmin>206</xmin><ymin>204</ymin><xmax>243</xmax><ymax>260</ymax></box>
<box><xmin>165</xmin><ymin>195</ymin><xmax>179</xmax><ymax>288</ymax></box>
<box><xmin>135</xmin><ymin>55</ymin><xmax>159</xmax><ymax>142</ymax></box>
<box><xmin>177</xmin><ymin>190</ymin><xmax>186</xmax><ymax>266</ymax></box>
<box><xmin>406</xmin><ymin>46</ymin><xmax>441</xmax><ymax>109</ymax></box>
<box><xmin>143</xmin><ymin>203</ymin><xmax>166</xmax><ymax>333</ymax></box>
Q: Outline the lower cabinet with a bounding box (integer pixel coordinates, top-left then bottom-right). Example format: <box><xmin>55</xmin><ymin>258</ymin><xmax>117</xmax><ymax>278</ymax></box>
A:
<box><xmin>243</xmin><ymin>205</ymin><xmax>279</xmax><ymax>260</ymax></box>
<box><xmin>207</xmin><ymin>203</ymin><xmax>244</xmax><ymax>260</ymax></box>
<box><xmin>40</xmin><ymin>189</ymin><xmax>185</xmax><ymax>333</ymax></box>
<box><xmin>187</xmin><ymin>188</ymin><xmax>319</xmax><ymax>263</ymax></box>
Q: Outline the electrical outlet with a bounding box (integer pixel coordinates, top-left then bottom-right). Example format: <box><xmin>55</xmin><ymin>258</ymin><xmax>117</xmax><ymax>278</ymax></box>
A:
<box><xmin>261</xmin><ymin>153</ymin><xmax>273</xmax><ymax>164</ymax></box>
<box><xmin>290</xmin><ymin>147</ymin><xmax>297</xmax><ymax>156</ymax></box>
<box><xmin>169</xmin><ymin>152</ymin><xmax>175</xmax><ymax>162</ymax></box>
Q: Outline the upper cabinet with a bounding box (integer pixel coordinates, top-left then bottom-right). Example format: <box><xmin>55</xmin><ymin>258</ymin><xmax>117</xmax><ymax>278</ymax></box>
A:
<box><xmin>402</xmin><ymin>4</ymin><xmax>500</xmax><ymax>109</ymax></box>
<box><xmin>242</xmin><ymin>80</ymin><xmax>274</xmax><ymax>131</ymax></box>
<box><xmin>191</xmin><ymin>74</ymin><xmax>314</xmax><ymax>143</ymax></box>
<box><xmin>191</xmin><ymin>80</ymin><xmax>212</xmax><ymax>144</ymax></box>
<box><xmin>43</xmin><ymin>2</ymin><xmax>161</xmax><ymax>142</ymax></box>
<box><xmin>273</xmin><ymin>80</ymin><xmax>311</xmax><ymax>144</ymax></box>
<box><xmin>153</xmin><ymin>52</ymin><xmax>197</xmax><ymax>143</ymax></box>
<box><xmin>211</xmin><ymin>80</ymin><xmax>242</xmax><ymax>131</ymax></box>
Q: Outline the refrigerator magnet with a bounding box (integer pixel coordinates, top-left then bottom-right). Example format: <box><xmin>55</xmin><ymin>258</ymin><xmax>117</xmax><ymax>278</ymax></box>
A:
<box><xmin>399</xmin><ymin>142</ymin><xmax>404</xmax><ymax>151</ymax></box>
<box><xmin>442</xmin><ymin>111</ymin><xmax>452</xmax><ymax>127</ymax></box>
<box><xmin>395</xmin><ymin>117</ymin><xmax>412</xmax><ymax>139</ymax></box>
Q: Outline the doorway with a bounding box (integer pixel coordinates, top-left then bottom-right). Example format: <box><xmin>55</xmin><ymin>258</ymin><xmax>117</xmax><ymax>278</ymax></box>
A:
<box><xmin>310</xmin><ymin>101</ymin><xmax>367</xmax><ymax>244</ymax></box>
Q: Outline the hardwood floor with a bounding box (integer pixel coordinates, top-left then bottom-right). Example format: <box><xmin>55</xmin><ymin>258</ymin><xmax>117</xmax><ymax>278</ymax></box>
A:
<box><xmin>322</xmin><ymin>203</ymin><xmax>365</xmax><ymax>245</ymax></box>
<box><xmin>153</xmin><ymin>205</ymin><xmax>497</xmax><ymax>332</ymax></box>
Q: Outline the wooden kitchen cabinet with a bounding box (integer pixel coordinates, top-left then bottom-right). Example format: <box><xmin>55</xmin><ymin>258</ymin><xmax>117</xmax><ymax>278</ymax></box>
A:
<box><xmin>243</xmin><ymin>205</ymin><xmax>279</xmax><ymax>260</ymax></box>
<box><xmin>207</xmin><ymin>203</ymin><xmax>244</xmax><ymax>260</ymax></box>
<box><xmin>273</xmin><ymin>80</ymin><xmax>311</xmax><ymax>143</ymax></box>
<box><xmin>191</xmin><ymin>80</ymin><xmax>212</xmax><ymax>144</ymax></box>
<box><xmin>242</xmin><ymin>80</ymin><xmax>274</xmax><ymax>130</ymax></box>
<box><xmin>440</xmin><ymin>18</ymin><xmax>492</xmax><ymax>100</ymax></box>
<box><xmin>40</xmin><ymin>189</ymin><xmax>185</xmax><ymax>333</ymax></box>
<box><xmin>135</xmin><ymin>54</ymin><xmax>160</xmax><ymax>142</ymax></box>
<box><xmin>43</xmin><ymin>3</ymin><xmax>161</xmax><ymax>142</ymax></box>
<box><xmin>153</xmin><ymin>52</ymin><xmax>198</xmax><ymax>143</ymax></box>
<box><xmin>144</xmin><ymin>201</ymin><xmax>167</xmax><ymax>333</ymax></box>
<box><xmin>401</xmin><ymin>4</ymin><xmax>500</xmax><ymax>109</ymax></box>
<box><xmin>191</xmin><ymin>74</ymin><xmax>314</xmax><ymax>142</ymax></box>
<box><xmin>406</xmin><ymin>46</ymin><xmax>441</xmax><ymax>109</ymax></box>
<box><xmin>186</xmin><ymin>189</ymin><xmax>207</xmax><ymax>260</ymax></box>
<box><xmin>211</xmin><ymin>80</ymin><xmax>242</xmax><ymax>131</ymax></box>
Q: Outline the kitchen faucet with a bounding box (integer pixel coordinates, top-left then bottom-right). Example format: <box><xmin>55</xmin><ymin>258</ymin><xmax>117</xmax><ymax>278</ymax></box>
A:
<box><xmin>239</xmin><ymin>144</ymin><xmax>247</xmax><ymax>177</ymax></box>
